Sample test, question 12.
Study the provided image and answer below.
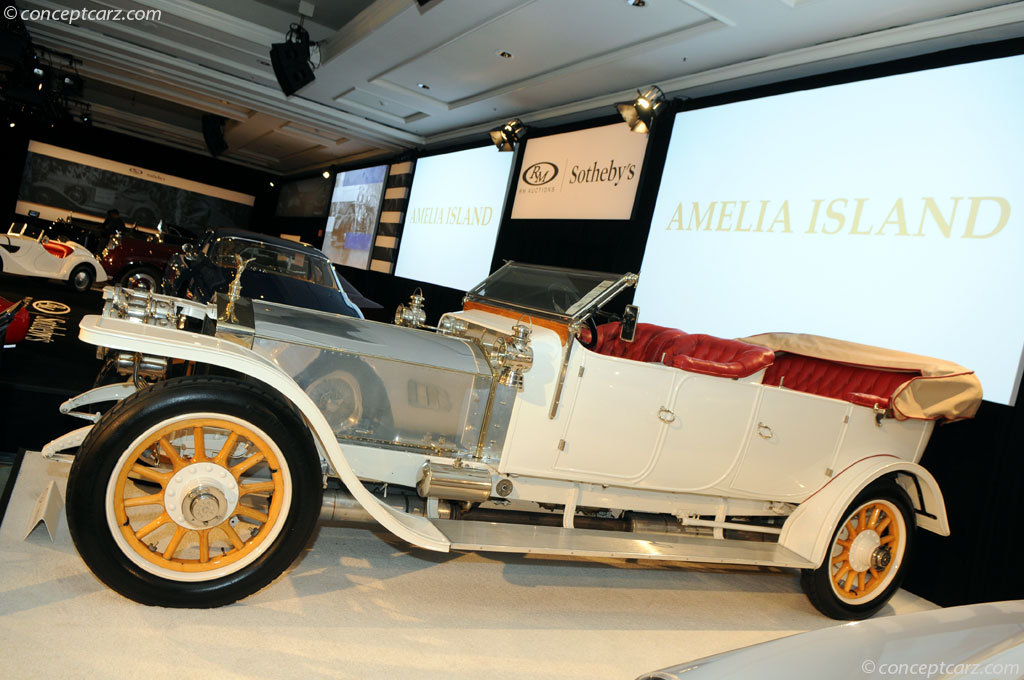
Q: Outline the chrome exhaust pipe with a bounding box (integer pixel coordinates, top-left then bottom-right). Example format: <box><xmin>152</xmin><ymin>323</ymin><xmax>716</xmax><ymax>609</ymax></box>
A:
<box><xmin>319</xmin><ymin>487</ymin><xmax>453</xmax><ymax>524</ymax></box>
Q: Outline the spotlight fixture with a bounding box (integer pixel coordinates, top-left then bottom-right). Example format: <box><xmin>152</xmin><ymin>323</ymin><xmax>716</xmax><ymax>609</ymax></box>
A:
<box><xmin>489</xmin><ymin>118</ymin><xmax>526</xmax><ymax>152</ymax></box>
<box><xmin>616</xmin><ymin>85</ymin><xmax>666</xmax><ymax>134</ymax></box>
<box><xmin>321</xmin><ymin>170</ymin><xmax>330</xmax><ymax>179</ymax></box>
<box><xmin>269</xmin><ymin>181</ymin><xmax>275</xmax><ymax>187</ymax></box>
<box><xmin>270</xmin><ymin>22</ymin><xmax>315</xmax><ymax>96</ymax></box>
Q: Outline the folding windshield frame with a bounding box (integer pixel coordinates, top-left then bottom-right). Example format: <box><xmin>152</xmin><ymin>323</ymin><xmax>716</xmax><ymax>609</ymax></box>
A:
<box><xmin>463</xmin><ymin>261</ymin><xmax>637</xmax><ymax>324</ymax></box>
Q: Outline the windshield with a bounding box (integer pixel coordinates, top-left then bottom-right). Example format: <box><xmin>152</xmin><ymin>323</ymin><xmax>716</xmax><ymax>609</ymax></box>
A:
<box><xmin>466</xmin><ymin>262</ymin><xmax>636</xmax><ymax>321</ymax></box>
<box><xmin>209</xmin><ymin>237</ymin><xmax>339</xmax><ymax>290</ymax></box>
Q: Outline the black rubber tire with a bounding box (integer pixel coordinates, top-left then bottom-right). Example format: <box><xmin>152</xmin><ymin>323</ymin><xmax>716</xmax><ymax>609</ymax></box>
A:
<box><xmin>68</xmin><ymin>264</ymin><xmax>94</xmax><ymax>292</ymax></box>
<box><xmin>66</xmin><ymin>376</ymin><xmax>324</xmax><ymax>608</ymax></box>
<box><xmin>117</xmin><ymin>265</ymin><xmax>162</xmax><ymax>291</ymax></box>
<box><xmin>800</xmin><ymin>479</ymin><xmax>914</xmax><ymax>620</ymax></box>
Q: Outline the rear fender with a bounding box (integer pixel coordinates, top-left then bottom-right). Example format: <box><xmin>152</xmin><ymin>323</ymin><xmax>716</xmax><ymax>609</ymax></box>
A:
<box><xmin>77</xmin><ymin>313</ymin><xmax>452</xmax><ymax>552</ymax></box>
<box><xmin>779</xmin><ymin>455</ymin><xmax>949</xmax><ymax>567</ymax></box>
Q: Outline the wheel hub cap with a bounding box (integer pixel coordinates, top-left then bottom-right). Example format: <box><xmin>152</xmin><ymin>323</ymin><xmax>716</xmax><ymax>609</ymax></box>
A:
<box><xmin>164</xmin><ymin>462</ymin><xmax>240</xmax><ymax>530</ymax></box>
<box><xmin>848</xmin><ymin>529</ymin><xmax>881</xmax><ymax>573</ymax></box>
<box><xmin>871</xmin><ymin>545</ymin><xmax>892</xmax><ymax>570</ymax></box>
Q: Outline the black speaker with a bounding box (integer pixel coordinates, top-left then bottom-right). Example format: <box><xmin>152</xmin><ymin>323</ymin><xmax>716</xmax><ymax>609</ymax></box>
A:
<box><xmin>270</xmin><ymin>40</ymin><xmax>314</xmax><ymax>96</ymax></box>
<box><xmin>201</xmin><ymin>114</ymin><xmax>228</xmax><ymax>156</ymax></box>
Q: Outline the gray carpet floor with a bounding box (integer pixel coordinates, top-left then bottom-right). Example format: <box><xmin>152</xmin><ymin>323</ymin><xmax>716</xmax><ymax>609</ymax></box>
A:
<box><xmin>0</xmin><ymin>452</ymin><xmax>936</xmax><ymax>680</ymax></box>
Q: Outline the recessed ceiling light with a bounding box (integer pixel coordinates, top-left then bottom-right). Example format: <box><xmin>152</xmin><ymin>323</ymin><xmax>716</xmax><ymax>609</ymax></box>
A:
<box><xmin>496</xmin><ymin>50</ymin><xmax>513</xmax><ymax>59</ymax></box>
<box><xmin>417</xmin><ymin>83</ymin><xmax>430</xmax><ymax>90</ymax></box>
<box><xmin>322</xmin><ymin>170</ymin><xmax>331</xmax><ymax>179</ymax></box>
<box><xmin>269</xmin><ymin>181</ymin><xmax>275</xmax><ymax>187</ymax></box>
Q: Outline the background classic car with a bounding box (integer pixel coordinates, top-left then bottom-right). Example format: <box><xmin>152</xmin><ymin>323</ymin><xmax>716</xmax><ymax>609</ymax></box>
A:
<box><xmin>48</xmin><ymin>263</ymin><xmax>981</xmax><ymax>618</ymax></box>
<box><xmin>161</xmin><ymin>228</ymin><xmax>377</xmax><ymax>317</ymax></box>
<box><xmin>1</xmin><ymin>222</ymin><xmax>108</xmax><ymax>292</ymax></box>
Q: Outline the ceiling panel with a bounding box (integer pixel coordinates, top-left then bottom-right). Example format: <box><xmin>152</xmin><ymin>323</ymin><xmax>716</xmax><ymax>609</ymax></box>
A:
<box><xmin>377</xmin><ymin>0</ymin><xmax>716</xmax><ymax>103</ymax></box>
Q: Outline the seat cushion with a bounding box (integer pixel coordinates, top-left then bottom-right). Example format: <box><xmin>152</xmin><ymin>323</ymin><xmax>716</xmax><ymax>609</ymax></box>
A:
<box><xmin>665</xmin><ymin>334</ymin><xmax>775</xmax><ymax>378</ymax></box>
<box><xmin>763</xmin><ymin>353</ymin><xmax>919</xmax><ymax>408</ymax></box>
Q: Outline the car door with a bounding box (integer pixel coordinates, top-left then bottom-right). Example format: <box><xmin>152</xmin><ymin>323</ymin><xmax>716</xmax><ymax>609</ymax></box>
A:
<box><xmin>553</xmin><ymin>350</ymin><xmax>675</xmax><ymax>482</ymax></box>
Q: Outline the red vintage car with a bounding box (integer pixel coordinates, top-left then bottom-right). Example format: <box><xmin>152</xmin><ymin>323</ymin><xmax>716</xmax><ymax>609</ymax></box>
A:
<box><xmin>98</xmin><ymin>225</ymin><xmax>195</xmax><ymax>290</ymax></box>
<box><xmin>0</xmin><ymin>295</ymin><xmax>30</xmax><ymax>346</ymax></box>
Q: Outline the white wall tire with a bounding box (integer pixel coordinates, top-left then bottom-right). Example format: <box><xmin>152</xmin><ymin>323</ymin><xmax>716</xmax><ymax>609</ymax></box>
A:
<box><xmin>800</xmin><ymin>480</ymin><xmax>914</xmax><ymax>620</ymax></box>
<box><xmin>66</xmin><ymin>376</ymin><xmax>323</xmax><ymax>607</ymax></box>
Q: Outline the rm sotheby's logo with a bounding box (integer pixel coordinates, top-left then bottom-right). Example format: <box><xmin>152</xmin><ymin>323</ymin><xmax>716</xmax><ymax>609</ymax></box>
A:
<box><xmin>522</xmin><ymin>162</ymin><xmax>559</xmax><ymax>186</ymax></box>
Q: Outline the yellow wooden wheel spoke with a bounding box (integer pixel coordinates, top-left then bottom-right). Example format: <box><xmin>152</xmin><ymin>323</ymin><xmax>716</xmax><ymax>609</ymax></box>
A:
<box><xmin>135</xmin><ymin>512</ymin><xmax>172</xmax><ymax>540</ymax></box>
<box><xmin>858</xmin><ymin>571</ymin><xmax>866</xmax><ymax>592</ymax></box>
<box><xmin>231</xmin><ymin>452</ymin><xmax>266</xmax><ymax>478</ymax></box>
<box><xmin>235</xmin><ymin>505</ymin><xmax>269</xmax><ymax>524</ymax></box>
<box><xmin>220</xmin><ymin>523</ymin><xmax>245</xmax><ymax>550</ymax></box>
<box><xmin>193</xmin><ymin>426</ymin><xmax>205</xmax><ymax>461</ymax></box>
<box><xmin>124</xmin><ymin>492</ymin><xmax>164</xmax><ymax>508</ymax></box>
<box><xmin>158</xmin><ymin>436</ymin><xmax>187</xmax><ymax>470</ymax></box>
<box><xmin>880</xmin><ymin>534</ymin><xmax>896</xmax><ymax>545</ymax></box>
<box><xmin>876</xmin><ymin>517</ymin><xmax>892</xmax><ymax>534</ymax></box>
<box><xmin>240</xmin><ymin>480</ymin><xmax>276</xmax><ymax>495</ymax></box>
<box><xmin>130</xmin><ymin>463</ymin><xmax>171</xmax><ymax>485</ymax></box>
<box><xmin>834</xmin><ymin>564</ymin><xmax>851</xmax><ymax>584</ymax></box>
<box><xmin>198</xmin><ymin>529</ymin><xmax>210</xmax><ymax>563</ymax></box>
<box><xmin>845</xmin><ymin>519</ymin><xmax>858</xmax><ymax>537</ymax></box>
<box><xmin>836</xmin><ymin>537</ymin><xmax>851</xmax><ymax>548</ymax></box>
<box><xmin>162</xmin><ymin>526</ymin><xmax>188</xmax><ymax>559</ymax></box>
<box><xmin>831</xmin><ymin>550</ymin><xmax>848</xmax><ymax>565</ymax></box>
<box><xmin>868</xmin><ymin>506</ymin><xmax>881</xmax><ymax>528</ymax></box>
<box><xmin>857</xmin><ymin>507</ymin><xmax>867</xmax><ymax>530</ymax></box>
<box><xmin>213</xmin><ymin>431</ymin><xmax>239</xmax><ymax>466</ymax></box>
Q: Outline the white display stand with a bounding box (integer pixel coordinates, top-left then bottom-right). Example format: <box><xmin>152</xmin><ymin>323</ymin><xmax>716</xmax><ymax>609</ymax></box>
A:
<box><xmin>0</xmin><ymin>452</ymin><xmax>937</xmax><ymax>679</ymax></box>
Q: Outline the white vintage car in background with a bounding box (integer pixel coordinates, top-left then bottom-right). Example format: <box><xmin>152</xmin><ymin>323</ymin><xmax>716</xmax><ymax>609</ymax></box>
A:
<box><xmin>1</xmin><ymin>222</ymin><xmax>108</xmax><ymax>292</ymax></box>
<box><xmin>47</xmin><ymin>262</ymin><xmax>981</xmax><ymax>619</ymax></box>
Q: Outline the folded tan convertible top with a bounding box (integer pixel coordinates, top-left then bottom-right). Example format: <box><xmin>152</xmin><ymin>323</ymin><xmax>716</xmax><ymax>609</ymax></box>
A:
<box><xmin>741</xmin><ymin>332</ymin><xmax>983</xmax><ymax>422</ymax></box>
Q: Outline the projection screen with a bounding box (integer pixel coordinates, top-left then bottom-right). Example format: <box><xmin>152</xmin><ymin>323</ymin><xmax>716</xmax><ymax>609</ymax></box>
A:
<box><xmin>635</xmin><ymin>54</ymin><xmax>1024</xmax><ymax>405</ymax></box>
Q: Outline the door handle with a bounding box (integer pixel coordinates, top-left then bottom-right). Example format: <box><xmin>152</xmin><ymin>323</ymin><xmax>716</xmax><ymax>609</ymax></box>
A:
<box><xmin>756</xmin><ymin>422</ymin><xmax>774</xmax><ymax>439</ymax></box>
<box><xmin>658</xmin><ymin>407</ymin><xmax>676</xmax><ymax>424</ymax></box>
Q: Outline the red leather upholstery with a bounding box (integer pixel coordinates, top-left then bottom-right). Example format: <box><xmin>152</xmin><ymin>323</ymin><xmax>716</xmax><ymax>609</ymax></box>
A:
<box><xmin>664</xmin><ymin>334</ymin><xmax>775</xmax><ymax>379</ymax></box>
<box><xmin>595</xmin><ymin>322</ymin><xmax>688</xmax><ymax>363</ymax></box>
<box><xmin>763</xmin><ymin>354</ymin><xmax>918</xmax><ymax>409</ymax></box>
<box><xmin>594</xmin><ymin>323</ymin><xmax>774</xmax><ymax>378</ymax></box>
<box><xmin>43</xmin><ymin>241</ymin><xmax>73</xmax><ymax>258</ymax></box>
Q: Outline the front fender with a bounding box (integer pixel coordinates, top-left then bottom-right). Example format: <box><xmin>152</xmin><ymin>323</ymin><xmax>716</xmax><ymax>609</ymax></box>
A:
<box><xmin>77</xmin><ymin>313</ymin><xmax>452</xmax><ymax>552</ymax></box>
<box><xmin>778</xmin><ymin>455</ymin><xmax>949</xmax><ymax>567</ymax></box>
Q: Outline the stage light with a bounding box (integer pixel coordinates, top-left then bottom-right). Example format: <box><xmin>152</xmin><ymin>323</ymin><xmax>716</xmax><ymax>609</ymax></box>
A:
<box><xmin>616</xmin><ymin>85</ymin><xmax>666</xmax><ymax>134</ymax></box>
<box><xmin>322</xmin><ymin>170</ymin><xmax>330</xmax><ymax>179</ymax></box>
<box><xmin>489</xmin><ymin>118</ymin><xmax>526</xmax><ymax>152</ymax></box>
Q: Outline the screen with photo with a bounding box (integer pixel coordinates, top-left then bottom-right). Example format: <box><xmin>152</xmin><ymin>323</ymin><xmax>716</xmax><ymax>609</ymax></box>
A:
<box><xmin>395</xmin><ymin>146</ymin><xmax>513</xmax><ymax>291</ymax></box>
<box><xmin>275</xmin><ymin>175</ymin><xmax>333</xmax><ymax>217</ymax></box>
<box><xmin>635</xmin><ymin>54</ymin><xmax>1024</xmax><ymax>405</ymax></box>
<box><xmin>322</xmin><ymin>164</ymin><xmax>389</xmax><ymax>269</ymax></box>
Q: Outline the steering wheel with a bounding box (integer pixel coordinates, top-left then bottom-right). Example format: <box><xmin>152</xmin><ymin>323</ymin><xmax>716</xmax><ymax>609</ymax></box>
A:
<box><xmin>577</xmin><ymin>316</ymin><xmax>599</xmax><ymax>350</ymax></box>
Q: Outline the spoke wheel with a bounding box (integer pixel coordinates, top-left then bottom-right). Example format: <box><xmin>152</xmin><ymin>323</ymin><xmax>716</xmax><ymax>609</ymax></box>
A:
<box><xmin>801</xmin><ymin>480</ymin><xmax>913</xmax><ymax>620</ymax></box>
<box><xmin>108</xmin><ymin>415</ymin><xmax>289</xmax><ymax>581</ymax></box>
<box><xmin>67</xmin><ymin>376</ymin><xmax>323</xmax><ymax>607</ymax></box>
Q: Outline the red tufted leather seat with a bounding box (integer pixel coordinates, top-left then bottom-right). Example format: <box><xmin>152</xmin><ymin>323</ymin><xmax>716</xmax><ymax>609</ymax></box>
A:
<box><xmin>594</xmin><ymin>322</ymin><xmax>687</xmax><ymax>363</ymax></box>
<box><xmin>663</xmin><ymin>334</ymin><xmax>775</xmax><ymax>378</ymax></box>
<box><xmin>594</xmin><ymin>323</ymin><xmax>774</xmax><ymax>379</ymax></box>
<box><xmin>763</xmin><ymin>354</ymin><xmax>919</xmax><ymax>409</ymax></box>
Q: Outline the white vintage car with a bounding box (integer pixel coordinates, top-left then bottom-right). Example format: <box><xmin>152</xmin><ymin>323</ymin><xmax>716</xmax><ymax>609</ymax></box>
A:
<box><xmin>1</xmin><ymin>222</ymin><xmax>108</xmax><ymax>292</ymax></box>
<box><xmin>47</xmin><ymin>262</ymin><xmax>981</xmax><ymax>619</ymax></box>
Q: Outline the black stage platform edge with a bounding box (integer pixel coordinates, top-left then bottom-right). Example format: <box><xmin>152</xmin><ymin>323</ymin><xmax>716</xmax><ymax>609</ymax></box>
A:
<box><xmin>0</xmin><ymin>449</ymin><xmax>26</xmax><ymax>527</ymax></box>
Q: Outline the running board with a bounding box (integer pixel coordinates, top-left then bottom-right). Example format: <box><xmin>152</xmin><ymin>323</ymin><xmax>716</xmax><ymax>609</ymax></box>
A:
<box><xmin>431</xmin><ymin>519</ymin><xmax>815</xmax><ymax>568</ymax></box>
